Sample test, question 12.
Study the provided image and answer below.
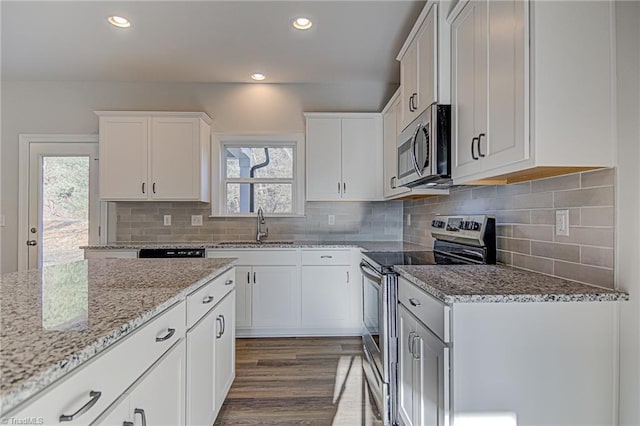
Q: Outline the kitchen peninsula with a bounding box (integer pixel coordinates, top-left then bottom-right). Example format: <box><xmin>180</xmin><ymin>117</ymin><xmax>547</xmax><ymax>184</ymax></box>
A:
<box><xmin>0</xmin><ymin>258</ymin><xmax>236</xmax><ymax>425</ymax></box>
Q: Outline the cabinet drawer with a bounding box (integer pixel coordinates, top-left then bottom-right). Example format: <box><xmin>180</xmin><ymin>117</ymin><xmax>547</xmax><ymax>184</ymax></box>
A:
<box><xmin>301</xmin><ymin>249</ymin><xmax>352</xmax><ymax>265</ymax></box>
<box><xmin>8</xmin><ymin>302</ymin><xmax>185</xmax><ymax>424</ymax></box>
<box><xmin>206</xmin><ymin>249</ymin><xmax>297</xmax><ymax>266</ymax></box>
<box><xmin>398</xmin><ymin>277</ymin><xmax>449</xmax><ymax>343</ymax></box>
<box><xmin>186</xmin><ymin>268</ymin><xmax>235</xmax><ymax>329</ymax></box>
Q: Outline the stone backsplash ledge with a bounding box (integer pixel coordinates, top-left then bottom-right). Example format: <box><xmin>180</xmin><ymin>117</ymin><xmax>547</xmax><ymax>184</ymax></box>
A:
<box><xmin>404</xmin><ymin>168</ymin><xmax>616</xmax><ymax>289</ymax></box>
<box><xmin>114</xmin><ymin>201</ymin><xmax>403</xmax><ymax>243</ymax></box>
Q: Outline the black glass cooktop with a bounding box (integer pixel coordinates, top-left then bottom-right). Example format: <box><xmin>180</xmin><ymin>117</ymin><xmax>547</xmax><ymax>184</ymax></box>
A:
<box><xmin>363</xmin><ymin>250</ymin><xmax>469</xmax><ymax>274</ymax></box>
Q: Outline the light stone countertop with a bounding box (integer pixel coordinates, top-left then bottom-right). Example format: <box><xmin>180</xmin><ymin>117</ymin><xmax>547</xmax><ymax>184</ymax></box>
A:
<box><xmin>396</xmin><ymin>264</ymin><xmax>629</xmax><ymax>304</ymax></box>
<box><xmin>0</xmin><ymin>258</ymin><xmax>236</xmax><ymax>415</ymax></box>
<box><xmin>82</xmin><ymin>240</ymin><xmax>431</xmax><ymax>252</ymax></box>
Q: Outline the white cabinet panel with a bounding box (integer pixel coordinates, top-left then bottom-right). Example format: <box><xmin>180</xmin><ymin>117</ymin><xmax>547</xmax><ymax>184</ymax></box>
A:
<box><xmin>301</xmin><ymin>265</ymin><xmax>351</xmax><ymax>328</ymax></box>
<box><xmin>306</xmin><ymin>118</ymin><xmax>342</xmax><ymax>201</ymax></box>
<box><xmin>234</xmin><ymin>266</ymin><xmax>252</xmax><ymax>328</ymax></box>
<box><xmin>128</xmin><ymin>340</ymin><xmax>186</xmax><ymax>426</ymax></box>
<box><xmin>186</xmin><ymin>310</ymin><xmax>216</xmax><ymax>426</ymax></box>
<box><xmin>417</xmin><ymin>7</ymin><xmax>436</xmax><ymax>112</ymax></box>
<box><xmin>341</xmin><ymin>118</ymin><xmax>382</xmax><ymax>200</ymax></box>
<box><xmin>99</xmin><ymin>117</ymin><xmax>148</xmax><ymax>200</ymax></box>
<box><xmin>150</xmin><ymin>117</ymin><xmax>201</xmax><ymax>200</ymax></box>
<box><xmin>400</xmin><ymin>40</ymin><xmax>419</xmax><ymax>130</ymax></box>
<box><xmin>383</xmin><ymin>96</ymin><xmax>410</xmax><ymax>199</ymax></box>
<box><xmin>398</xmin><ymin>305</ymin><xmax>416</xmax><ymax>426</ymax></box>
<box><xmin>214</xmin><ymin>291</ymin><xmax>236</xmax><ymax>413</ymax></box>
<box><xmin>252</xmin><ymin>266</ymin><xmax>298</xmax><ymax>328</ymax></box>
<box><xmin>414</xmin><ymin>319</ymin><xmax>448</xmax><ymax>426</ymax></box>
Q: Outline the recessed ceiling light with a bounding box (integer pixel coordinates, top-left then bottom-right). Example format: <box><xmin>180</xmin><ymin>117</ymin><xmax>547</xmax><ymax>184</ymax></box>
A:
<box><xmin>108</xmin><ymin>16</ymin><xmax>131</xmax><ymax>28</ymax></box>
<box><xmin>293</xmin><ymin>17</ymin><xmax>313</xmax><ymax>30</ymax></box>
<box><xmin>251</xmin><ymin>73</ymin><xmax>266</xmax><ymax>81</ymax></box>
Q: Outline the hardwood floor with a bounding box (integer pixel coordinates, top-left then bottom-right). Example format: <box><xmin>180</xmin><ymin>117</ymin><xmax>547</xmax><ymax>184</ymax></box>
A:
<box><xmin>215</xmin><ymin>337</ymin><xmax>383</xmax><ymax>425</ymax></box>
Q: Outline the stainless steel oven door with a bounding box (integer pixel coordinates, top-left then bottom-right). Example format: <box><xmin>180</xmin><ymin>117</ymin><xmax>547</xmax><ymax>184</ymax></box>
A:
<box><xmin>360</xmin><ymin>261</ymin><xmax>387</xmax><ymax>380</ymax></box>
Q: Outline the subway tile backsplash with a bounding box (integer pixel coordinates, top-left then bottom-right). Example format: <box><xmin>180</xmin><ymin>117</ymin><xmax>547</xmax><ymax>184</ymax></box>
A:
<box><xmin>114</xmin><ymin>201</ymin><xmax>403</xmax><ymax>243</ymax></box>
<box><xmin>403</xmin><ymin>168</ymin><xmax>616</xmax><ymax>288</ymax></box>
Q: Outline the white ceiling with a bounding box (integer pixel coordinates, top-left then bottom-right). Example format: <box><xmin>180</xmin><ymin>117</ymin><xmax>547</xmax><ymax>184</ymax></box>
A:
<box><xmin>1</xmin><ymin>1</ymin><xmax>425</xmax><ymax>85</ymax></box>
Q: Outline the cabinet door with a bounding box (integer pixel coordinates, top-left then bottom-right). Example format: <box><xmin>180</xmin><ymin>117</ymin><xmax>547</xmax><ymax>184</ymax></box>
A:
<box><xmin>414</xmin><ymin>320</ymin><xmax>449</xmax><ymax>426</ymax></box>
<box><xmin>150</xmin><ymin>117</ymin><xmax>202</xmax><ymax>200</ymax></box>
<box><xmin>451</xmin><ymin>0</ymin><xmax>488</xmax><ymax>180</ymax></box>
<box><xmin>186</xmin><ymin>310</ymin><xmax>216</xmax><ymax>426</ymax></box>
<box><xmin>214</xmin><ymin>291</ymin><xmax>236</xmax><ymax>413</ymax></box>
<box><xmin>235</xmin><ymin>266</ymin><xmax>252</xmax><ymax>328</ymax></box>
<box><xmin>400</xmin><ymin>41</ymin><xmax>419</xmax><ymax>130</ymax></box>
<box><xmin>398</xmin><ymin>305</ymin><xmax>416</xmax><ymax>426</ymax></box>
<box><xmin>301</xmin><ymin>265</ymin><xmax>351</xmax><ymax>328</ymax></box>
<box><xmin>128</xmin><ymin>340</ymin><xmax>186</xmax><ymax>426</ymax></box>
<box><xmin>306</xmin><ymin>118</ymin><xmax>343</xmax><ymax>201</ymax></box>
<box><xmin>482</xmin><ymin>0</ymin><xmax>527</xmax><ymax>170</ymax></box>
<box><xmin>417</xmin><ymin>5</ymin><xmax>437</xmax><ymax>110</ymax></box>
<box><xmin>383</xmin><ymin>98</ymin><xmax>411</xmax><ymax>199</ymax></box>
<box><xmin>341</xmin><ymin>118</ymin><xmax>382</xmax><ymax>200</ymax></box>
<box><xmin>99</xmin><ymin>116</ymin><xmax>148</xmax><ymax>200</ymax></box>
<box><xmin>252</xmin><ymin>266</ymin><xmax>298</xmax><ymax>328</ymax></box>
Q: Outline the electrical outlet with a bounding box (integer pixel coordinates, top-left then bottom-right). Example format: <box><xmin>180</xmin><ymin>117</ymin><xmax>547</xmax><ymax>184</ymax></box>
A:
<box><xmin>556</xmin><ymin>210</ymin><xmax>569</xmax><ymax>236</ymax></box>
<box><xmin>164</xmin><ymin>215</ymin><xmax>172</xmax><ymax>226</ymax></box>
<box><xmin>407</xmin><ymin>214</ymin><xmax>411</xmax><ymax>227</ymax></box>
<box><xmin>328</xmin><ymin>215</ymin><xmax>335</xmax><ymax>225</ymax></box>
<box><xmin>191</xmin><ymin>215</ymin><xmax>203</xmax><ymax>226</ymax></box>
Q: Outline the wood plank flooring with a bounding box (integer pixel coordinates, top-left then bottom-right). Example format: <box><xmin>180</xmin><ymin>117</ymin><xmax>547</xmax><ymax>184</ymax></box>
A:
<box><xmin>215</xmin><ymin>337</ymin><xmax>383</xmax><ymax>425</ymax></box>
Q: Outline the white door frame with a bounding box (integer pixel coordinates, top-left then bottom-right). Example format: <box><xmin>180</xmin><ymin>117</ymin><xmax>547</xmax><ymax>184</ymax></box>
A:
<box><xmin>17</xmin><ymin>134</ymin><xmax>107</xmax><ymax>270</ymax></box>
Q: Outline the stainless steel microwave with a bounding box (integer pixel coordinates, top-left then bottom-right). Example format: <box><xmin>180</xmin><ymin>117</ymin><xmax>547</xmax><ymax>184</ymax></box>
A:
<box><xmin>396</xmin><ymin>104</ymin><xmax>451</xmax><ymax>188</ymax></box>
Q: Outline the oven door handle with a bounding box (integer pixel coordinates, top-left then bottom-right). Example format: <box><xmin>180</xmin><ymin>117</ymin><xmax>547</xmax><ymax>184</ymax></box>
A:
<box><xmin>360</xmin><ymin>262</ymin><xmax>382</xmax><ymax>285</ymax></box>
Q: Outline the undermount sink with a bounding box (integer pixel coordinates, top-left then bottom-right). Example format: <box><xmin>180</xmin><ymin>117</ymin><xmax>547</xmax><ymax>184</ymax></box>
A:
<box><xmin>215</xmin><ymin>241</ymin><xmax>295</xmax><ymax>245</ymax></box>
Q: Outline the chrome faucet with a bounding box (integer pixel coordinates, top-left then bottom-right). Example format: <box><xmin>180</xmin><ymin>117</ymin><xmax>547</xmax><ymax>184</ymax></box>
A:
<box><xmin>256</xmin><ymin>207</ymin><xmax>268</xmax><ymax>242</ymax></box>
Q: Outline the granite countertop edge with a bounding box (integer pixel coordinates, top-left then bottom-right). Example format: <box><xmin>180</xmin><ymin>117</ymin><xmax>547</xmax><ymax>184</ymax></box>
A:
<box><xmin>1</xmin><ymin>260</ymin><xmax>236</xmax><ymax>415</ymax></box>
<box><xmin>81</xmin><ymin>241</ymin><xmax>431</xmax><ymax>251</ymax></box>
<box><xmin>395</xmin><ymin>267</ymin><xmax>629</xmax><ymax>304</ymax></box>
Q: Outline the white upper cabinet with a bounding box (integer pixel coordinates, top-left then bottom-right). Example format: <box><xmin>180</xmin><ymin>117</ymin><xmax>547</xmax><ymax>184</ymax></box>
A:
<box><xmin>305</xmin><ymin>113</ymin><xmax>383</xmax><ymax>201</ymax></box>
<box><xmin>397</xmin><ymin>2</ymin><xmax>450</xmax><ymax>132</ymax></box>
<box><xmin>449</xmin><ymin>0</ymin><xmax>615</xmax><ymax>184</ymax></box>
<box><xmin>97</xmin><ymin>111</ymin><xmax>212</xmax><ymax>202</ymax></box>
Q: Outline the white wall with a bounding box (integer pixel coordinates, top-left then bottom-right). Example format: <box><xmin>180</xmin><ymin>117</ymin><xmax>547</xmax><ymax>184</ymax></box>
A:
<box><xmin>616</xmin><ymin>2</ymin><xmax>640</xmax><ymax>424</ymax></box>
<box><xmin>0</xmin><ymin>80</ymin><xmax>396</xmax><ymax>273</ymax></box>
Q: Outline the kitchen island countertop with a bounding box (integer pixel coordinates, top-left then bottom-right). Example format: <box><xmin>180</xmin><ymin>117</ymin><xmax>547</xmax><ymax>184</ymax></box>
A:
<box><xmin>0</xmin><ymin>257</ymin><xmax>236</xmax><ymax>414</ymax></box>
<box><xmin>396</xmin><ymin>264</ymin><xmax>629</xmax><ymax>304</ymax></box>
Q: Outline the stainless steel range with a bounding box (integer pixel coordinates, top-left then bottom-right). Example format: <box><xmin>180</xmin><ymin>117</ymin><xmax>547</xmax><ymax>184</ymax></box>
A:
<box><xmin>360</xmin><ymin>214</ymin><xmax>496</xmax><ymax>425</ymax></box>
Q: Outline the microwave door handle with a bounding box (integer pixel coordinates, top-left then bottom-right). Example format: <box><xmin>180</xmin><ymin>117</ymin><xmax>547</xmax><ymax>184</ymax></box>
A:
<box><xmin>422</xmin><ymin>123</ymin><xmax>430</xmax><ymax>174</ymax></box>
<box><xmin>411</xmin><ymin>123</ymin><xmax>424</xmax><ymax>177</ymax></box>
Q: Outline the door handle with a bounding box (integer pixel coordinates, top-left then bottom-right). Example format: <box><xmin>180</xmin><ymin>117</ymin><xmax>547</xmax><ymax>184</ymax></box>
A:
<box><xmin>253</xmin><ymin>272</ymin><xmax>256</xmax><ymax>284</ymax></box>
<box><xmin>155</xmin><ymin>328</ymin><xmax>175</xmax><ymax>342</ymax></box>
<box><xmin>343</xmin><ymin>182</ymin><xmax>346</xmax><ymax>194</ymax></box>
<box><xmin>134</xmin><ymin>408</ymin><xmax>147</xmax><ymax>426</ymax></box>
<box><xmin>390</xmin><ymin>176</ymin><xmax>397</xmax><ymax>189</ymax></box>
<box><xmin>410</xmin><ymin>123</ymin><xmax>424</xmax><ymax>176</ymax></box>
<box><xmin>346</xmin><ymin>271</ymin><xmax>350</xmax><ymax>283</ymax></box>
<box><xmin>320</xmin><ymin>255</ymin><xmax>333</xmax><ymax>259</ymax></box>
<box><xmin>216</xmin><ymin>316</ymin><xmax>224</xmax><ymax>338</ymax></box>
<box><xmin>247</xmin><ymin>271</ymin><xmax>251</xmax><ymax>284</ymax></box>
<box><xmin>59</xmin><ymin>390</ymin><xmax>102</xmax><ymax>422</ymax></box>
<box><xmin>412</xmin><ymin>335</ymin><xmax>421</xmax><ymax>360</ymax></box>
<box><xmin>471</xmin><ymin>137</ymin><xmax>479</xmax><ymax>160</ymax></box>
<box><xmin>409</xmin><ymin>298</ymin><xmax>421</xmax><ymax>307</ymax></box>
<box><xmin>225</xmin><ymin>279</ymin><xmax>234</xmax><ymax>286</ymax></box>
<box><xmin>221</xmin><ymin>315</ymin><xmax>226</xmax><ymax>336</ymax></box>
<box><xmin>408</xmin><ymin>331</ymin><xmax>416</xmax><ymax>356</ymax></box>
<box><xmin>152</xmin><ymin>182</ymin><xmax>157</xmax><ymax>194</ymax></box>
<box><xmin>411</xmin><ymin>92</ymin><xmax>418</xmax><ymax>111</ymax></box>
<box><xmin>141</xmin><ymin>182</ymin><xmax>146</xmax><ymax>194</ymax></box>
<box><xmin>338</xmin><ymin>182</ymin><xmax>341</xmax><ymax>194</ymax></box>
<box><xmin>26</xmin><ymin>240</ymin><xmax>37</xmax><ymax>246</ymax></box>
<box><xmin>477</xmin><ymin>133</ymin><xmax>486</xmax><ymax>157</ymax></box>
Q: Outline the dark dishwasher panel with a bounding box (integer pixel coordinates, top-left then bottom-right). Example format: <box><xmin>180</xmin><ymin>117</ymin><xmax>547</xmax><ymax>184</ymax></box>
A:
<box><xmin>138</xmin><ymin>248</ymin><xmax>205</xmax><ymax>258</ymax></box>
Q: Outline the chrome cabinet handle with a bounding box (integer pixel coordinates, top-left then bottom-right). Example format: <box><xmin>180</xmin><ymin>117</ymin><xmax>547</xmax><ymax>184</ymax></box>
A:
<box><xmin>221</xmin><ymin>315</ymin><xmax>226</xmax><ymax>336</ymax></box>
<box><xmin>411</xmin><ymin>92</ymin><xmax>418</xmax><ymax>111</ymax></box>
<box><xmin>202</xmin><ymin>295</ymin><xmax>214</xmax><ymax>304</ymax></box>
<box><xmin>123</xmin><ymin>422</ymin><xmax>134</xmax><ymax>426</ymax></box>
<box><xmin>247</xmin><ymin>271</ymin><xmax>250</xmax><ymax>284</ymax></box>
<box><xmin>216</xmin><ymin>316</ymin><xmax>223</xmax><ymax>339</ymax></box>
<box><xmin>253</xmin><ymin>272</ymin><xmax>256</xmax><ymax>284</ymax></box>
<box><xmin>155</xmin><ymin>328</ymin><xmax>175</xmax><ymax>342</ymax></box>
<box><xmin>338</xmin><ymin>182</ymin><xmax>341</xmax><ymax>194</ymax></box>
<box><xmin>408</xmin><ymin>331</ymin><xmax>416</xmax><ymax>356</ymax></box>
<box><xmin>152</xmin><ymin>182</ymin><xmax>156</xmax><ymax>194</ymax></box>
<box><xmin>26</xmin><ymin>240</ymin><xmax>37</xmax><ymax>246</ymax></box>
<box><xmin>59</xmin><ymin>390</ymin><xmax>102</xmax><ymax>422</ymax></box>
<box><xmin>412</xmin><ymin>335</ymin><xmax>421</xmax><ymax>360</ymax></box>
<box><xmin>390</xmin><ymin>176</ymin><xmax>397</xmax><ymax>189</ymax></box>
<box><xmin>346</xmin><ymin>271</ymin><xmax>350</xmax><ymax>283</ymax></box>
<box><xmin>478</xmin><ymin>133</ymin><xmax>486</xmax><ymax>157</ymax></box>
<box><xmin>141</xmin><ymin>182</ymin><xmax>146</xmax><ymax>194</ymax></box>
<box><xmin>343</xmin><ymin>182</ymin><xmax>346</xmax><ymax>193</ymax></box>
<box><xmin>409</xmin><ymin>298</ymin><xmax>421</xmax><ymax>307</ymax></box>
<box><xmin>134</xmin><ymin>408</ymin><xmax>147</xmax><ymax>426</ymax></box>
<box><xmin>225</xmin><ymin>279</ymin><xmax>234</xmax><ymax>286</ymax></box>
<box><xmin>320</xmin><ymin>255</ymin><xmax>333</xmax><ymax>259</ymax></box>
<box><xmin>471</xmin><ymin>136</ymin><xmax>479</xmax><ymax>160</ymax></box>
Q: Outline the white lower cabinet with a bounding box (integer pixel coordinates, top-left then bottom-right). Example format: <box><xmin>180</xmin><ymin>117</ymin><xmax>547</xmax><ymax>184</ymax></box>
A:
<box><xmin>186</xmin><ymin>309</ymin><xmax>216</xmax><ymax>426</ymax></box>
<box><xmin>214</xmin><ymin>292</ymin><xmax>236</xmax><ymax>413</ymax></box>
<box><xmin>234</xmin><ymin>266</ymin><xmax>252</xmax><ymax>328</ymax></box>
<box><xmin>398</xmin><ymin>304</ymin><xmax>448</xmax><ymax>426</ymax></box>
<box><xmin>301</xmin><ymin>265</ymin><xmax>351</xmax><ymax>328</ymax></box>
<box><xmin>252</xmin><ymin>266</ymin><xmax>298</xmax><ymax>328</ymax></box>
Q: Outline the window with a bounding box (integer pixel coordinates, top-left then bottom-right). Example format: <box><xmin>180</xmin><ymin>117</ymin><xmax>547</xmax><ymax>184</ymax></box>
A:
<box><xmin>212</xmin><ymin>134</ymin><xmax>305</xmax><ymax>216</ymax></box>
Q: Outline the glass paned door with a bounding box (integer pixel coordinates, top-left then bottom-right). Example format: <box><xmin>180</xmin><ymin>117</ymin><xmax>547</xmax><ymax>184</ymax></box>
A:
<box><xmin>28</xmin><ymin>143</ymin><xmax>99</xmax><ymax>269</ymax></box>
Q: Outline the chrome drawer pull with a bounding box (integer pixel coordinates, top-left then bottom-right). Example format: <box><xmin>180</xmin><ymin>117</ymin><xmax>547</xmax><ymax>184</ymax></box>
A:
<box><xmin>409</xmin><ymin>298</ymin><xmax>421</xmax><ymax>307</ymax></box>
<box><xmin>320</xmin><ymin>255</ymin><xmax>333</xmax><ymax>259</ymax></box>
<box><xmin>225</xmin><ymin>279</ymin><xmax>234</xmax><ymax>286</ymax></box>
<box><xmin>123</xmin><ymin>422</ymin><xmax>133</xmax><ymax>426</ymax></box>
<box><xmin>134</xmin><ymin>408</ymin><xmax>147</xmax><ymax>426</ymax></box>
<box><xmin>216</xmin><ymin>316</ymin><xmax>224</xmax><ymax>339</ymax></box>
<box><xmin>155</xmin><ymin>328</ymin><xmax>175</xmax><ymax>342</ymax></box>
<box><xmin>59</xmin><ymin>390</ymin><xmax>102</xmax><ymax>422</ymax></box>
<box><xmin>202</xmin><ymin>295</ymin><xmax>214</xmax><ymax>304</ymax></box>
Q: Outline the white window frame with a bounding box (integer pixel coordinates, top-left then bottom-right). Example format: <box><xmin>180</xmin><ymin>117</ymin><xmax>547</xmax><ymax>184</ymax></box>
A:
<box><xmin>211</xmin><ymin>133</ymin><xmax>305</xmax><ymax>217</ymax></box>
